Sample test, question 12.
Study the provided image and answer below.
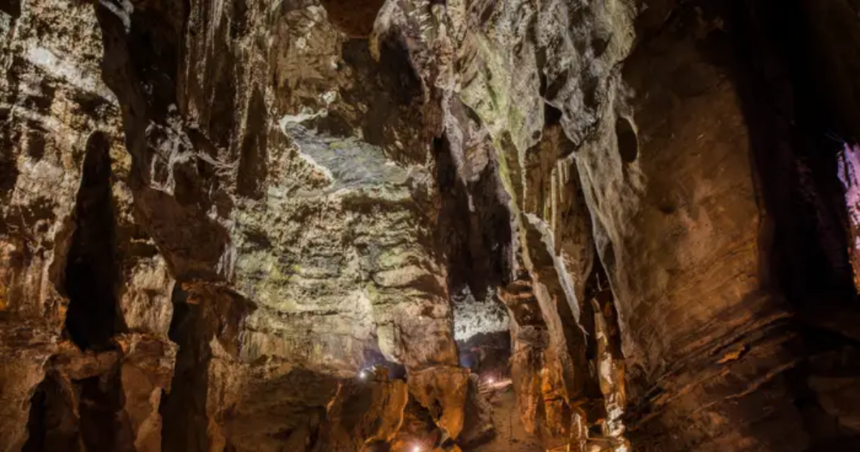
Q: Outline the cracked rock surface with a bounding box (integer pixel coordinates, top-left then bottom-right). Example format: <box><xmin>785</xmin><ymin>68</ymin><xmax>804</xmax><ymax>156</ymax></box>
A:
<box><xmin>3</xmin><ymin>0</ymin><xmax>860</xmax><ymax>451</ymax></box>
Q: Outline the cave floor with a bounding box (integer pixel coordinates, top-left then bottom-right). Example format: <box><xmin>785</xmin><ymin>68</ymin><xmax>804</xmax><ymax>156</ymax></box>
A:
<box><xmin>468</xmin><ymin>389</ymin><xmax>543</xmax><ymax>452</ymax></box>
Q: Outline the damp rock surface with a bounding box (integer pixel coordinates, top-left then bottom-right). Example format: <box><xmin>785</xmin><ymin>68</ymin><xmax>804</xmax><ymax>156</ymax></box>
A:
<box><xmin>2</xmin><ymin>0</ymin><xmax>860</xmax><ymax>451</ymax></box>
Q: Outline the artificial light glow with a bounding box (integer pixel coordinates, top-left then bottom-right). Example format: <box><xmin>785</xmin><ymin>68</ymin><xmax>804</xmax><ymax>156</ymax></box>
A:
<box><xmin>487</xmin><ymin>378</ymin><xmax>495</xmax><ymax>384</ymax></box>
<box><xmin>359</xmin><ymin>370</ymin><xmax>368</xmax><ymax>379</ymax></box>
<box><xmin>412</xmin><ymin>446</ymin><xmax>421</xmax><ymax>452</ymax></box>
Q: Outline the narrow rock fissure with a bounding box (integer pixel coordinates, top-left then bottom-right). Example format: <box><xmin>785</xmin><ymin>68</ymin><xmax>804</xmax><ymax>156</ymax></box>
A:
<box><xmin>77</xmin><ymin>370</ymin><xmax>134</xmax><ymax>451</ymax></box>
<box><xmin>584</xmin><ymin>256</ymin><xmax>623</xmax><ymax>361</ymax></box>
<box><xmin>22</xmin><ymin>374</ymin><xmax>78</xmax><ymax>452</ymax></box>
<box><xmin>433</xmin><ymin>133</ymin><xmax>514</xmax><ymax>300</ymax></box>
<box><xmin>63</xmin><ymin>132</ymin><xmax>123</xmax><ymax>351</ymax></box>
<box><xmin>21</xmin><ymin>384</ymin><xmax>47</xmax><ymax>452</ymax></box>
<box><xmin>160</xmin><ymin>286</ymin><xmax>212</xmax><ymax>452</ymax></box>
<box><xmin>615</xmin><ymin>116</ymin><xmax>638</xmax><ymax>164</ymax></box>
<box><xmin>580</xmin><ymin>247</ymin><xmax>629</xmax><ymax>448</ymax></box>
<box><xmin>0</xmin><ymin>0</ymin><xmax>20</xmax><ymax>18</ymax></box>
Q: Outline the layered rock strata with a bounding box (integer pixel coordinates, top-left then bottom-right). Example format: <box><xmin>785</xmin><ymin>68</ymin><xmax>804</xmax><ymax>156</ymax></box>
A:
<box><xmin>2</xmin><ymin>0</ymin><xmax>860</xmax><ymax>451</ymax></box>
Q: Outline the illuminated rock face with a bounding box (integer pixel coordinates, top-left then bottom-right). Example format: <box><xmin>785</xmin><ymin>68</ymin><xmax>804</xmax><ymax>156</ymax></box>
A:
<box><xmin>2</xmin><ymin>1</ymin><xmax>860</xmax><ymax>451</ymax></box>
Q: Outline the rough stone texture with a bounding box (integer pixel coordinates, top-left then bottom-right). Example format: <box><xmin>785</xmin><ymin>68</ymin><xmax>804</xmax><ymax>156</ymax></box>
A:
<box><xmin>407</xmin><ymin>366</ymin><xmax>471</xmax><ymax>440</ymax></box>
<box><xmin>1</xmin><ymin>0</ymin><xmax>126</xmax><ymax>448</ymax></box>
<box><xmin>837</xmin><ymin>143</ymin><xmax>860</xmax><ymax>291</ymax></box>
<box><xmin>316</xmin><ymin>376</ymin><xmax>410</xmax><ymax>449</ymax></box>
<box><xmin>452</xmin><ymin>287</ymin><xmax>508</xmax><ymax>342</ymax></box>
<box><xmin>4</xmin><ymin>0</ymin><xmax>860</xmax><ymax>451</ymax></box>
<box><xmin>20</xmin><ymin>334</ymin><xmax>175</xmax><ymax>451</ymax></box>
<box><xmin>579</xmin><ymin>4</ymin><xmax>800</xmax><ymax>450</ymax></box>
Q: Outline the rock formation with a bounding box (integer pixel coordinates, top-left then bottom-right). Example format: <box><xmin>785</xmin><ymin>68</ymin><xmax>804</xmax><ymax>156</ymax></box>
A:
<box><xmin>2</xmin><ymin>0</ymin><xmax>860</xmax><ymax>451</ymax></box>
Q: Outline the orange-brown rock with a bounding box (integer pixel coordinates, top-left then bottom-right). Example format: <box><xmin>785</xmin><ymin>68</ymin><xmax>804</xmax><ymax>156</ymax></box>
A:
<box><xmin>407</xmin><ymin>366</ymin><xmax>471</xmax><ymax>440</ymax></box>
<box><xmin>3</xmin><ymin>0</ymin><xmax>860</xmax><ymax>451</ymax></box>
<box><xmin>317</xmin><ymin>378</ymin><xmax>409</xmax><ymax>450</ymax></box>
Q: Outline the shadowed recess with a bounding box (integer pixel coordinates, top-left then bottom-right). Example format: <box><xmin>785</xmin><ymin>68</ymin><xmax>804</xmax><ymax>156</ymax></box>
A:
<box><xmin>0</xmin><ymin>0</ymin><xmax>21</xmax><ymax>17</ymax></box>
<box><xmin>319</xmin><ymin>0</ymin><xmax>386</xmax><ymax>37</ymax></box>
<box><xmin>22</xmin><ymin>375</ymin><xmax>79</xmax><ymax>452</ymax></box>
<box><xmin>63</xmin><ymin>132</ymin><xmax>123</xmax><ymax>350</ymax></box>
<box><xmin>160</xmin><ymin>285</ymin><xmax>213</xmax><ymax>452</ymax></box>
<box><xmin>615</xmin><ymin>116</ymin><xmax>638</xmax><ymax>164</ymax></box>
<box><xmin>77</xmin><ymin>369</ymin><xmax>135</xmax><ymax>451</ymax></box>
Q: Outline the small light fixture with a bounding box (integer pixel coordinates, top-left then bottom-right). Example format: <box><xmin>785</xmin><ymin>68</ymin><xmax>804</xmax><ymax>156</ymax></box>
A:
<box><xmin>487</xmin><ymin>377</ymin><xmax>494</xmax><ymax>384</ymax></box>
<box><xmin>412</xmin><ymin>446</ymin><xmax>421</xmax><ymax>452</ymax></box>
<box><xmin>359</xmin><ymin>370</ymin><xmax>368</xmax><ymax>379</ymax></box>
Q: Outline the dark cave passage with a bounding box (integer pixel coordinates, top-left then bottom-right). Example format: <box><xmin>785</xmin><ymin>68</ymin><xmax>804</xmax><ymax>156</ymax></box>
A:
<box><xmin>22</xmin><ymin>384</ymin><xmax>48</xmax><ymax>452</ymax></box>
<box><xmin>22</xmin><ymin>375</ymin><xmax>79</xmax><ymax>452</ymax></box>
<box><xmin>63</xmin><ymin>132</ymin><xmax>122</xmax><ymax>350</ymax></box>
<box><xmin>729</xmin><ymin>0</ymin><xmax>860</xmax><ymax>450</ymax></box>
<box><xmin>457</xmin><ymin>331</ymin><xmax>511</xmax><ymax>381</ymax></box>
<box><xmin>433</xmin><ymin>133</ymin><xmax>515</xmax><ymax>301</ymax></box>
<box><xmin>160</xmin><ymin>285</ymin><xmax>212</xmax><ymax>452</ymax></box>
<box><xmin>77</xmin><ymin>370</ymin><xmax>135</xmax><ymax>451</ymax></box>
<box><xmin>22</xmin><ymin>369</ymin><xmax>138</xmax><ymax>452</ymax></box>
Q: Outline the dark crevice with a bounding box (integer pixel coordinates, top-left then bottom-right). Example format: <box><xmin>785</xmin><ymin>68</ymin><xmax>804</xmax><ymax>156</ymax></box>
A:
<box><xmin>78</xmin><ymin>369</ymin><xmax>135</xmax><ymax>451</ymax></box>
<box><xmin>22</xmin><ymin>383</ymin><xmax>48</xmax><ymax>452</ymax></box>
<box><xmin>433</xmin><ymin>134</ymin><xmax>514</xmax><ymax>300</ymax></box>
<box><xmin>236</xmin><ymin>86</ymin><xmax>268</xmax><ymax>199</ymax></box>
<box><xmin>0</xmin><ymin>119</ymin><xmax>19</xmax><ymax>204</ymax></box>
<box><xmin>332</xmin><ymin>36</ymin><xmax>425</xmax><ymax>164</ymax></box>
<box><xmin>615</xmin><ymin>116</ymin><xmax>638</xmax><ymax>164</ymax></box>
<box><xmin>160</xmin><ymin>285</ymin><xmax>213</xmax><ymax>452</ymax></box>
<box><xmin>95</xmin><ymin>0</ymin><xmax>184</xmax><ymax>185</ymax></box>
<box><xmin>544</xmin><ymin>103</ymin><xmax>563</xmax><ymax>127</ymax></box>
<box><xmin>545</xmin><ymin>69</ymin><xmax>569</xmax><ymax>101</ymax></box>
<box><xmin>726</xmin><ymin>0</ymin><xmax>860</xmax><ymax>450</ymax></box>
<box><xmin>22</xmin><ymin>374</ymin><xmax>80</xmax><ymax>452</ymax></box>
<box><xmin>584</xmin><ymin>254</ymin><xmax>624</xmax><ymax>360</ymax></box>
<box><xmin>24</xmin><ymin>367</ymin><xmax>137</xmax><ymax>452</ymax></box>
<box><xmin>63</xmin><ymin>132</ymin><xmax>124</xmax><ymax>351</ymax></box>
<box><xmin>319</xmin><ymin>0</ymin><xmax>385</xmax><ymax>37</ymax></box>
<box><xmin>521</xmin><ymin>219</ymin><xmax>589</xmax><ymax>399</ymax></box>
<box><xmin>457</xmin><ymin>331</ymin><xmax>511</xmax><ymax>376</ymax></box>
<box><xmin>736</xmin><ymin>0</ymin><xmax>855</xmax><ymax>303</ymax></box>
<box><xmin>0</xmin><ymin>0</ymin><xmax>20</xmax><ymax>17</ymax></box>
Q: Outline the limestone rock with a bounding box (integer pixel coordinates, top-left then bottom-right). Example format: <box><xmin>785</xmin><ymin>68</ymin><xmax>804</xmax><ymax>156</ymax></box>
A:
<box><xmin>4</xmin><ymin>0</ymin><xmax>860</xmax><ymax>451</ymax></box>
<box><xmin>315</xmin><ymin>378</ymin><xmax>409</xmax><ymax>450</ymax></box>
<box><xmin>408</xmin><ymin>366</ymin><xmax>471</xmax><ymax>440</ymax></box>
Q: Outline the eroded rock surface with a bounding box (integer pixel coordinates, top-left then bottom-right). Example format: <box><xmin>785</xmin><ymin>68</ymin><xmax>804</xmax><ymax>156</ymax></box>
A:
<box><xmin>3</xmin><ymin>0</ymin><xmax>860</xmax><ymax>451</ymax></box>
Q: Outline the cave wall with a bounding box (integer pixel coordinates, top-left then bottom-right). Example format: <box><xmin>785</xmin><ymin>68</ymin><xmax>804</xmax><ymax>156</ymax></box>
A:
<box><xmin>1</xmin><ymin>0</ymin><xmax>125</xmax><ymax>448</ymax></box>
<box><xmin>2</xmin><ymin>0</ymin><xmax>860</xmax><ymax>451</ymax></box>
<box><xmin>587</xmin><ymin>2</ymin><xmax>805</xmax><ymax>450</ymax></box>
